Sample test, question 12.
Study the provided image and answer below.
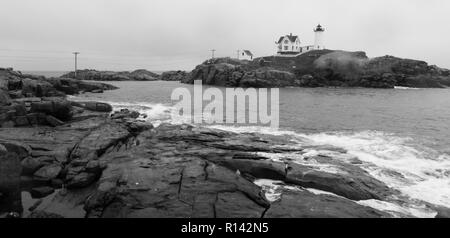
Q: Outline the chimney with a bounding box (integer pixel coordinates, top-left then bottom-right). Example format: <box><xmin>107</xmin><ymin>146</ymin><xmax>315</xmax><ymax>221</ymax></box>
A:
<box><xmin>290</xmin><ymin>33</ymin><xmax>292</xmax><ymax>36</ymax></box>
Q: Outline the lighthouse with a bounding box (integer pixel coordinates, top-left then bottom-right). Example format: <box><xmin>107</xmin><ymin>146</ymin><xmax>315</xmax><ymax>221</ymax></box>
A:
<box><xmin>314</xmin><ymin>24</ymin><xmax>325</xmax><ymax>50</ymax></box>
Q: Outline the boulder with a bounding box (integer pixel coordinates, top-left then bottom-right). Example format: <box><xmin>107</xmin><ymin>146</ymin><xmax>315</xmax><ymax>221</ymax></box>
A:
<box><xmin>14</xmin><ymin>116</ymin><xmax>29</xmax><ymax>127</ymax></box>
<box><xmin>22</xmin><ymin>78</ymin><xmax>62</xmax><ymax>97</ymax></box>
<box><xmin>21</xmin><ymin>157</ymin><xmax>48</xmax><ymax>175</ymax></box>
<box><xmin>285</xmin><ymin>162</ymin><xmax>391</xmax><ymax>201</ymax></box>
<box><xmin>33</xmin><ymin>164</ymin><xmax>62</xmax><ymax>181</ymax></box>
<box><xmin>31</xmin><ymin>98</ymin><xmax>72</xmax><ymax>121</ymax></box>
<box><xmin>72</xmin><ymin>101</ymin><xmax>113</xmax><ymax>113</ymax></box>
<box><xmin>0</xmin><ymin>89</ymin><xmax>11</xmax><ymax>106</ymax></box>
<box><xmin>30</xmin><ymin>186</ymin><xmax>55</xmax><ymax>198</ymax></box>
<box><xmin>111</xmin><ymin>109</ymin><xmax>140</xmax><ymax>120</ymax></box>
<box><xmin>0</xmin><ymin>141</ymin><xmax>31</xmax><ymax>159</ymax></box>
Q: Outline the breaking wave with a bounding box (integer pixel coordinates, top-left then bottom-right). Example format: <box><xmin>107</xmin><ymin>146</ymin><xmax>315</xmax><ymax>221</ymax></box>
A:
<box><xmin>83</xmin><ymin>100</ymin><xmax>450</xmax><ymax>216</ymax></box>
<box><xmin>206</xmin><ymin>125</ymin><xmax>450</xmax><ymax>214</ymax></box>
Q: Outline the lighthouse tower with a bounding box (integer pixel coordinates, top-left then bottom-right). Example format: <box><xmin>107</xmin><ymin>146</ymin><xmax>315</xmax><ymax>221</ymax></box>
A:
<box><xmin>314</xmin><ymin>24</ymin><xmax>325</xmax><ymax>50</ymax></box>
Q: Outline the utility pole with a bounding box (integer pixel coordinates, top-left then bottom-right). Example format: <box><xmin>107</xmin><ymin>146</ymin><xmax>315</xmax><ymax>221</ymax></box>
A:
<box><xmin>211</xmin><ymin>49</ymin><xmax>216</xmax><ymax>59</ymax></box>
<box><xmin>73</xmin><ymin>52</ymin><xmax>80</xmax><ymax>78</ymax></box>
<box><xmin>237</xmin><ymin>50</ymin><xmax>240</xmax><ymax>59</ymax></box>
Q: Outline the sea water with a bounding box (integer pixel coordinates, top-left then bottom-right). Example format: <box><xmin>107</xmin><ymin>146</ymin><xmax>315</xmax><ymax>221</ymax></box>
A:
<box><xmin>72</xmin><ymin>81</ymin><xmax>450</xmax><ymax>217</ymax></box>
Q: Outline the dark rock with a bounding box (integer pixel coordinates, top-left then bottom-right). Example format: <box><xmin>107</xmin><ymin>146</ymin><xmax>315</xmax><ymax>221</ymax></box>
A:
<box><xmin>435</xmin><ymin>207</ymin><xmax>450</xmax><ymax>218</ymax></box>
<box><xmin>13</xmin><ymin>103</ymin><xmax>27</xmax><ymax>116</ymax></box>
<box><xmin>21</xmin><ymin>157</ymin><xmax>48</xmax><ymax>175</ymax></box>
<box><xmin>206</xmin><ymin>156</ymin><xmax>287</xmax><ymax>181</ymax></box>
<box><xmin>33</xmin><ymin>164</ymin><xmax>62</xmax><ymax>181</ymax></box>
<box><xmin>70</xmin><ymin>122</ymin><xmax>131</xmax><ymax>159</ymax></box>
<box><xmin>22</xmin><ymin>78</ymin><xmax>63</xmax><ymax>97</ymax></box>
<box><xmin>264</xmin><ymin>189</ymin><xmax>389</xmax><ymax>218</ymax></box>
<box><xmin>160</xmin><ymin>71</ymin><xmax>188</xmax><ymax>81</ymax></box>
<box><xmin>30</xmin><ymin>186</ymin><xmax>55</xmax><ymax>198</ymax></box>
<box><xmin>46</xmin><ymin>115</ymin><xmax>64</xmax><ymax>127</ymax></box>
<box><xmin>0</xmin><ymin>141</ymin><xmax>31</xmax><ymax>159</ymax></box>
<box><xmin>1</xmin><ymin>121</ymin><xmax>15</xmax><ymax>128</ymax></box>
<box><xmin>0</xmin><ymin>153</ymin><xmax>22</xmax><ymax>215</ymax></box>
<box><xmin>0</xmin><ymin>89</ymin><xmax>11</xmax><ymax>106</ymax></box>
<box><xmin>111</xmin><ymin>109</ymin><xmax>140</xmax><ymax>120</ymax></box>
<box><xmin>215</xmin><ymin>192</ymin><xmax>266</xmax><ymax>218</ymax></box>
<box><xmin>7</xmin><ymin>78</ymin><xmax>22</xmax><ymax>91</ymax></box>
<box><xmin>183</xmin><ymin>61</ymin><xmax>244</xmax><ymax>86</ymax></box>
<box><xmin>31</xmin><ymin>98</ymin><xmax>72</xmax><ymax>121</ymax></box>
<box><xmin>14</xmin><ymin>116</ymin><xmax>29</xmax><ymax>127</ymax></box>
<box><xmin>67</xmin><ymin>172</ymin><xmax>97</xmax><ymax>188</ymax></box>
<box><xmin>240</xmin><ymin>69</ymin><xmax>296</xmax><ymax>87</ymax></box>
<box><xmin>72</xmin><ymin>101</ymin><xmax>113</xmax><ymax>113</ymax></box>
<box><xmin>85</xmin><ymin>161</ymin><xmax>101</xmax><ymax>173</ymax></box>
<box><xmin>285</xmin><ymin>162</ymin><xmax>391</xmax><ymax>201</ymax></box>
<box><xmin>51</xmin><ymin>179</ymin><xmax>64</xmax><ymax>188</ymax></box>
<box><xmin>27</xmin><ymin>210</ymin><xmax>64</xmax><ymax>218</ymax></box>
<box><xmin>27</xmin><ymin>113</ymin><xmax>47</xmax><ymax>126</ymax></box>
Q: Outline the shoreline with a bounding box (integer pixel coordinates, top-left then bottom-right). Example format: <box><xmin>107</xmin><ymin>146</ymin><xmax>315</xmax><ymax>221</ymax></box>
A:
<box><xmin>1</xmin><ymin>68</ymin><xmax>450</xmax><ymax>218</ymax></box>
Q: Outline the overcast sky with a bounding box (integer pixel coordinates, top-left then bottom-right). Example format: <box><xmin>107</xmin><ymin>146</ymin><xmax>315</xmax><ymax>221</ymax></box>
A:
<box><xmin>1</xmin><ymin>0</ymin><xmax>449</xmax><ymax>71</ymax></box>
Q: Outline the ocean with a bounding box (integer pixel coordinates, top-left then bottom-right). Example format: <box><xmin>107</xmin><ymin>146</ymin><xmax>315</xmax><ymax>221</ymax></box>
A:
<box><xmin>70</xmin><ymin>80</ymin><xmax>450</xmax><ymax>217</ymax></box>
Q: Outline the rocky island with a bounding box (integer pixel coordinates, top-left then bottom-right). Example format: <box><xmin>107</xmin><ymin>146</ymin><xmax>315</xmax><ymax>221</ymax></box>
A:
<box><xmin>62</xmin><ymin>69</ymin><xmax>161</xmax><ymax>81</ymax></box>
<box><xmin>62</xmin><ymin>69</ymin><xmax>190</xmax><ymax>82</ymax></box>
<box><xmin>1</xmin><ymin>67</ymin><xmax>449</xmax><ymax>218</ymax></box>
<box><xmin>182</xmin><ymin>50</ymin><xmax>450</xmax><ymax>88</ymax></box>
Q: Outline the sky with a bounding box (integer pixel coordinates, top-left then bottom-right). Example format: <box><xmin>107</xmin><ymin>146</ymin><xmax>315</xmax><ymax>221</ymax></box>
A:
<box><xmin>0</xmin><ymin>0</ymin><xmax>449</xmax><ymax>71</ymax></box>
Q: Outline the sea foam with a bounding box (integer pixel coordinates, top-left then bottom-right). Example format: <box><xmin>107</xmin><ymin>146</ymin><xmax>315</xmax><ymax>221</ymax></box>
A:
<box><xmin>82</xmin><ymin>100</ymin><xmax>450</xmax><ymax>216</ymax></box>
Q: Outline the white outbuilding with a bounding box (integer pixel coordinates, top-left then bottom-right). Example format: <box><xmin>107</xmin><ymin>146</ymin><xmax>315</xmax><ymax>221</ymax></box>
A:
<box><xmin>239</xmin><ymin>50</ymin><xmax>254</xmax><ymax>61</ymax></box>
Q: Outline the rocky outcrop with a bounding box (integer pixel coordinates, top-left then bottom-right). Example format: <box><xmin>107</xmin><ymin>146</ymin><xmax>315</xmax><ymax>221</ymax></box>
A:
<box><xmin>160</xmin><ymin>71</ymin><xmax>188</xmax><ymax>81</ymax></box>
<box><xmin>62</xmin><ymin>69</ymin><xmax>160</xmax><ymax>81</ymax></box>
<box><xmin>264</xmin><ymin>189</ymin><xmax>388</xmax><ymax>218</ymax></box>
<box><xmin>1</xmin><ymin>68</ymin><xmax>115</xmax><ymax>99</ymax></box>
<box><xmin>0</xmin><ymin>152</ymin><xmax>22</xmax><ymax>215</ymax></box>
<box><xmin>0</xmin><ymin>106</ymin><xmax>402</xmax><ymax>218</ymax></box>
<box><xmin>43</xmin><ymin>77</ymin><xmax>118</xmax><ymax>94</ymax></box>
<box><xmin>0</xmin><ymin>68</ymin><xmax>117</xmax><ymax>128</ymax></box>
<box><xmin>182</xmin><ymin>51</ymin><xmax>450</xmax><ymax>88</ymax></box>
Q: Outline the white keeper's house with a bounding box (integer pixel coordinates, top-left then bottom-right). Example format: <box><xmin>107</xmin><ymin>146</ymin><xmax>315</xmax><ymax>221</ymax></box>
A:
<box><xmin>276</xmin><ymin>24</ymin><xmax>325</xmax><ymax>56</ymax></box>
